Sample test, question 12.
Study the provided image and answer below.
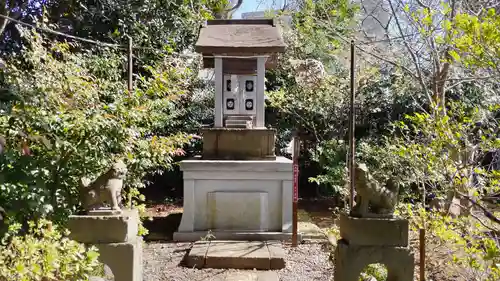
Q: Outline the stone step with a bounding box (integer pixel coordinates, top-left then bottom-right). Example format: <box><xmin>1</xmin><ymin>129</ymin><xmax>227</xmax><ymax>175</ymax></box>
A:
<box><xmin>186</xmin><ymin>240</ymin><xmax>286</xmax><ymax>270</ymax></box>
<box><xmin>225</xmin><ymin>124</ymin><xmax>251</xmax><ymax>129</ymax></box>
<box><xmin>174</xmin><ymin>231</ymin><xmax>301</xmax><ymax>242</ymax></box>
<box><xmin>225</xmin><ymin>120</ymin><xmax>253</xmax><ymax>129</ymax></box>
<box><xmin>225</xmin><ymin>120</ymin><xmax>250</xmax><ymax>125</ymax></box>
<box><xmin>226</xmin><ymin>115</ymin><xmax>254</xmax><ymax>121</ymax></box>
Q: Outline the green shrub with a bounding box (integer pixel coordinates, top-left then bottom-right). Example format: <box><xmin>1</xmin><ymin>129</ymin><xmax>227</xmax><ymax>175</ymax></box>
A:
<box><xmin>360</xmin><ymin>263</ymin><xmax>388</xmax><ymax>281</ymax></box>
<box><xmin>0</xmin><ymin>219</ymin><xmax>101</xmax><ymax>281</ymax></box>
<box><xmin>0</xmin><ymin>28</ymin><xmax>195</xmax><ymax>227</ymax></box>
<box><xmin>399</xmin><ymin>204</ymin><xmax>500</xmax><ymax>281</ymax></box>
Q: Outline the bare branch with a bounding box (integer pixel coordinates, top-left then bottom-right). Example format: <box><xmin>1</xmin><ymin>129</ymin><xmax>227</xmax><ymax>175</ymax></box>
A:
<box><xmin>457</xmin><ymin>191</ymin><xmax>500</xmax><ymax>227</ymax></box>
<box><xmin>226</xmin><ymin>0</ymin><xmax>244</xmax><ymax>12</ymax></box>
<box><xmin>388</xmin><ymin>0</ymin><xmax>433</xmax><ymax>104</ymax></box>
<box><xmin>415</xmin><ymin>0</ymin><xmax>430</xmax><ymax>9</ymax></box>
<box><xmin>444</xmin><ymin>75</ymin><xmax>499</xmax><ymax>91</ymax></box>
<box><xmin>281</xmin><ymin>0</ymin><xmax>288</xmax><ymax>11</ymax></box>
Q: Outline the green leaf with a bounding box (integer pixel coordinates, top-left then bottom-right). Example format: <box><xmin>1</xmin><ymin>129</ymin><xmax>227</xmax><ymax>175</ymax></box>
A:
<box><xmin>15</xmin><ymin>263</ymin><xmax>25</xmax><ymax>273</ymax></box>
<box><xmin>487</xmin><ymin>8</ymin><xmax>496</xmax><ymax>17</ymax></box>
<box><xmin>449</xmin><ymin>50</ymin><xmax>461</xmax><ymax>62</ymax></box>
<box><xmin>442</xmin><ymin>20</ymin><xmax>452</xmax><ymax>31</ymax></box>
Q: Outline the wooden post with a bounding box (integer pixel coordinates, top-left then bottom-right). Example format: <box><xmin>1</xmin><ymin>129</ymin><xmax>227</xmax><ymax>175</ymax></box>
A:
<box><xmin>420</xmin><ymin>228</ymin><xmax>426</xmax><ymax>281</ymax></box>
<box><xmin>348</xmin><ymin>40</ymin><xmax>356</xmax><ymax>210</ymax></box>
<box><xmin>292</xmin><ymin>132</ymin><xmax>300</xmax><ymax>247</ymax></box>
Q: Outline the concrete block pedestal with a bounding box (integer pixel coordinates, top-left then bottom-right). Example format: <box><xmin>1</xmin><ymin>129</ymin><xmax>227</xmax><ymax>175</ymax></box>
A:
<box><xmin>174</xmin><ymin>157</ymin><xmax>294</xmax><ymax>242</ymax></box>
<box><xmin>334</xmin><ymin>213</ymin><xmax>414</xmax><ymax>281</ymax></box>
<box><xmin>95</xmin><ymin>238</ymin><xmax>143</xmax><ymax>281</ymax></box>
<box><xmin>68</xmin><ymin>209</ymin><xmax>142</xmax><ymax>281</ymax></box>
<box><xmin>68</xmin><ymin>209</ymin><xmax>139</xmax><ymax>244</ymax></box>
<box><xmin>334</xmin><ymin>240</ymin><xmax>414</xmax><ymax>281</ymax></box>
<box><xmin>339</xmin><ymin>213</ymin><xmax>409</xmax><ymax>246</ymax></box>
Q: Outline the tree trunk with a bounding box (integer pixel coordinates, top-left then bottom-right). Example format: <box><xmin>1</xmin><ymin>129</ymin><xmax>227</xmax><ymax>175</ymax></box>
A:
<box><xmin>432</xmin><ymin>62</ymin><xmax>450</xmax><ymax>111</ymax></box>
<box><xmin>214</xmin><ymin>0</ymin><xmax>244</xmax><ymax>19</ymax></box>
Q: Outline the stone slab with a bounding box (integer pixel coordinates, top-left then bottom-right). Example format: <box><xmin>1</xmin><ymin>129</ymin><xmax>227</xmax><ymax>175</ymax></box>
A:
<box><xmin>187</xmin><ymin>240</ymin><xmax>286</xmax><ymax>270</ymax></box>
<box><xmin>180</xmin><ymin>157</ymin><xmax>292</xmax><ymax>173</ymax></box>
<box><xmin>267</xmin><ymin>241</ymin><xmax>286</xmax><ymax>269</ymax></box>
<box><xmin>339</xmin><ymin>213</ymin><xmax>409</xmax><ymax>246</ymax></box>
<box><xmin>203</xmin><ymin>271</ymin><xmax>279</xmax><ymax>281</ymax></box>
<box><xmin>96</xmin><ymin>237</ymin><xmax>143</xmax><ymax>281</ymax></box>
<box><xmin>68</xmin><ymin>209</ymin><xmax>138</xmax><ymax>243</ymax></box>
<box><xmin>207</xmin><ymin>192</ymin><xmax>269</xmax><ymax>231</ymax></box>
<box><xmin>186</xmin><ymin>241</ymin><xmax>211</xmax><ymax>268</ymax></box>
<box><xmin>174</xmin><ymin>231</ymin><xmax>302</xmax><ymax>242</ymax></box>
<box><xmin>88</xmin><ymin>209</ymin><xmax>122</xmax><ymax>215</ymax></box>
<box><xmin>205</xmin><ymin>241</ymin><xmax>271</xmax><ymax>270</ymax></box>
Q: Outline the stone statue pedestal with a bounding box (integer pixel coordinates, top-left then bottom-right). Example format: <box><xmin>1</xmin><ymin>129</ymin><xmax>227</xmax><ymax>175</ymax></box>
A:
<box><xmin>174</xmin><ymin>157</ymin><xmax>294</xmax><ymax>241</ymax></box>
<box><xmin>339</xmin><ymin>214</ymin><xmax>409</xmax><ymax>246</ymax></box>
<box><xmin>334</xmin><ymin>213</ymin><xmax>414</xmax><ymax>281</ymax></box>
<box><xmin>68</xmin><ymin>209</ymin><xmax>142</xmax><ymax>281</ymax></box>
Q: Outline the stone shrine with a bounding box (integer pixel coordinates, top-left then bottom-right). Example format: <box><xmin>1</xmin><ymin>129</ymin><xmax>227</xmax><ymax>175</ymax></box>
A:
<box><xmin>173</xmin><ymin>19</ymin><xmax>294</xmax><ymax>241</ymax></box>
<box><xmin>334</xmin><ymin>163</ymin><xmax>414</xmax><ymax>281</ymax></box>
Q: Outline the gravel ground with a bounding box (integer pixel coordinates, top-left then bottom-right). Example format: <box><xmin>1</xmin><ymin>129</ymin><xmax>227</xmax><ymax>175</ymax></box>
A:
<box><xmin>143</xmin><ymin>241</ymin><xmax>333</xmax><ymax>281</ymax></box>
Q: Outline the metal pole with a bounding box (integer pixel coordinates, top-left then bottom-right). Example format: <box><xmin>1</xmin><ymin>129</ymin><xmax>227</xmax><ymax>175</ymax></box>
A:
<box><xmin>420</xmin><ymin>181</ymin><xmax>426</xmax><ymax>281</ymax></box>
<box><xmin>127</xmin><ymin>36</ymin><xmax>133</xmax><ymax>209</ymax></box>
<box><xmin>128</xmin><ymin>36</ymin><xmax>133</xmax><ymax>96</ymax></box>
<box><xmin>292</xmin><ymin>132</ymin><xmax>300</xmax><ymax>247</ymax></box>
<box><xmin>348</xmin><ymin>40</ymin><xmax>356</xmax><ymax>211</ymax></box>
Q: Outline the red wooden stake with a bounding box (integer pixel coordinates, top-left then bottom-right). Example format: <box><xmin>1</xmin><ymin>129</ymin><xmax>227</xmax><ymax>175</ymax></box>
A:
<box><xmin>292</xmin><ymin>134</ymin><xmax>300</xmax><ymax>247</ymax></box>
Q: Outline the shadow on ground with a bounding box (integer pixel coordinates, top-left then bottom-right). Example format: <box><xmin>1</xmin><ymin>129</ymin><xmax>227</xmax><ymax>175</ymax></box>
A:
<box><xmin>298</xmin><ymin>198</ymin><xmax>339</xmax><ymax>228</ymax></box>
<box><xmin>143</xmin><ymin>212</ymin><xmax>182</xmax><ymax>241</ymax></box>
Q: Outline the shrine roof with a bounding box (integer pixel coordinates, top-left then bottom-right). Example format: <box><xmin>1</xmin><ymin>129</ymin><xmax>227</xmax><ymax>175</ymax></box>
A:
<box><xmin>195</xmin><ymin>19</ymin><xmax>286</xmax><ymax>54</ymax></box>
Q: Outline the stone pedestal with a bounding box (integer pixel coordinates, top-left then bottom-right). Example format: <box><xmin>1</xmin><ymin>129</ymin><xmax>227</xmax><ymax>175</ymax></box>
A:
<box><xmin>174</xmin><ymin>157</ymin><xmax>293</xmax><ymax>241</ymax></box>
<box><xmin>334</xmin><ymin>214</ymin><xmax>414</xmax><ymax>281</ymax></box>
<box><xmin>68</xmin><ymin>209</ymin><xmax>143</xmax><ymax>281</ymax></box>
<box><xmin>95</xmin><ymin>238</ymin><xmax>143</xmax><ymax>281</ymax></box>
<box><xmin>201</xmin><ymin>128</ymin><xmax>276</xmax><ymax>160</ymax></box>
<box><xmin>339</xmin><ymin>214</ymin><xmax>409</xmax><ymax>246</ymax></box>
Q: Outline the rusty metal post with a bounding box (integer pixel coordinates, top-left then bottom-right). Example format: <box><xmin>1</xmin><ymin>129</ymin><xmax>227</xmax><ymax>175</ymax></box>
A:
<box><xmin>292</xmin><ymin>132</ymin><xmax>300</xmax><ymax>247</ymax></box>
<box><xmin>348</xmin><ymin>40</ymin><xmax>356</xmax><ymax>211</ymax></box>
